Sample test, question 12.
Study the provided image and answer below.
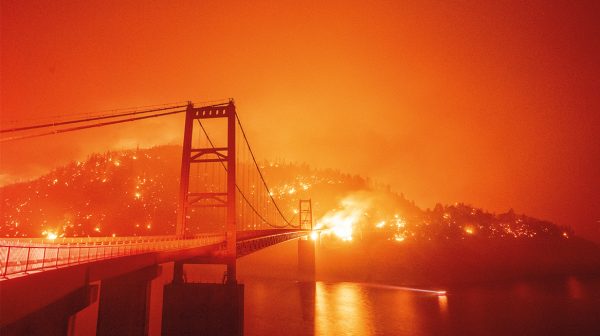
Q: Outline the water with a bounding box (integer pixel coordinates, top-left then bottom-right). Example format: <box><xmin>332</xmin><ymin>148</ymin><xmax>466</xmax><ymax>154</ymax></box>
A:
<box><xmin>243</xmin><ymin>277</ymin><xmax>600</xmax><ymax>336</ymax></box>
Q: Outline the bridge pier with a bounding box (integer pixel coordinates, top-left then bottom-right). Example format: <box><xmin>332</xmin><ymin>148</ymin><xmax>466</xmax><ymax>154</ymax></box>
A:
<box><xmin>67</xmin><ymin>281</ymin><xmax>101</xmax><ymax>336</ymax></box>
<box><xmin>147</xmin><ymin>264</ymin><xmax>169</xmax><ymax>336</ymax></box>
<box><xmin>96</xmin><ymin>265</ymin><xmax>161</xmax><ymax>336</ymax></box>
<box><xmin>298</xmin><ymin>237</ymin><xmax>316</xmax><ymax>282</ymax></box>
<box><xmin>162</xmin><ymin>282</ymin><xmax>244</xmax><ymax>336</ymax></box>
<box><xmin>1</xmin><ymin>284</ymin><xmax>98</xmax><ymax>336</ymax></box>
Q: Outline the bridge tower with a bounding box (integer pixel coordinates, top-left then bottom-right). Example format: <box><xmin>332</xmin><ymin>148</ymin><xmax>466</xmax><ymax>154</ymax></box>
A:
<box><xmin>299</xmin><ymin>199</ymin><xmax>313</xmax><ymax>230</ymax></box>
<box><xmin>176</xmin><ymin>100</ymin><xmax>237</xmax><ymax>283</ymax></box>
<box><xmin>298</xmin><ymin>199</ymin><xmax>316</xmax><ymax>281</ymax></box>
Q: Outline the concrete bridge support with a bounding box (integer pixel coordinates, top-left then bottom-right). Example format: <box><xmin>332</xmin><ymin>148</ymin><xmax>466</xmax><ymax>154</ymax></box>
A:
<box><xmin>96</xmin><ymin>265</ymin><xmax>161</xmax><ymax>336</ymax></box>
<box><xmin>298</xmin><ymin>237</ymin><xmax>316</xmax><ymax>282</ymax></box>
<box><xmin>67</xmin><ymin>281</ymin><xmax>101</xmax><ymax>336</ymax></box>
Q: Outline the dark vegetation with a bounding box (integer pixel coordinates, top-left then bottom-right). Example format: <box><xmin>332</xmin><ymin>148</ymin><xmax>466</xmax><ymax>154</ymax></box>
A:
<box><xmin>0</xmin><ymin>145</ymin><xmax>575</xmax><ymax>242</ymax></box>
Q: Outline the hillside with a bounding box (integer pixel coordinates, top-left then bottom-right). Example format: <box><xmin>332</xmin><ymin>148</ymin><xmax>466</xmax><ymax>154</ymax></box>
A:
<box><xmin>0</xmin><ymin>145</ymin><xmax>577</xmax><ymax>244</ymax></box>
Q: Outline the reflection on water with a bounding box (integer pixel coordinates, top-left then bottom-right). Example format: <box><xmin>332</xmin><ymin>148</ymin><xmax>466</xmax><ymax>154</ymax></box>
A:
<box><xmin>437</xmin><ymin>294</ymin><xmax>448</xmax><ymax>316</ymax></box>
<box><xmin>567</xmin><ymin>276</ymin><xmax>583</xmax><ymax>299</ymax></box>
<box><xmin>315</xmin><ymin>282</ymin><xmax>374</xmax><ymax>335</ymax></box>
<box><xmin>244</xmin><ymin>277</ymin><xmax>600</xmax><ymax>336</ymax></box>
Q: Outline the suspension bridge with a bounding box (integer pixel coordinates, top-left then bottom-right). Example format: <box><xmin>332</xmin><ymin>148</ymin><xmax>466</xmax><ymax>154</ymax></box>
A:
<box><xmin>0</xmin><ymin>100</ymin><xmax>317</xmax><ymax>336</ymax></box>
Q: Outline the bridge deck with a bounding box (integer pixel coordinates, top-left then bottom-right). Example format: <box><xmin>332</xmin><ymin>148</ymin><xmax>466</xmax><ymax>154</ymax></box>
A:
<box><xmin>0</xmin><ymin>230</ymin><xmax>308</xmax><ymax>279</ymax></box>
<box><xmin>0</xmin><ymin>229</ymin><xmax>308</xmax><ymax>327</ymax></box>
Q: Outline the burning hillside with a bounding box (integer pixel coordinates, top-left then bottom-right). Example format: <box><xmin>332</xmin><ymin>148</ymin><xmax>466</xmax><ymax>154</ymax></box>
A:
<box><xmin>1</xmin><ymin>145</ymin><xmax>573</xmax><ymax>243</ymax></box>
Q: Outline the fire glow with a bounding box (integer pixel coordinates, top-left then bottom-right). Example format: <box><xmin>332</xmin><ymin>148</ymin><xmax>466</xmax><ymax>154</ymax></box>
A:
<box><xmin>42</xmin><ymin>230</ymin><xmax>58</xmax><ymax>240</ymax></box>
<box><xmin>314</xmin><ymin>196</ymin><xmax>370</xmax><ymax>241</ymax></box>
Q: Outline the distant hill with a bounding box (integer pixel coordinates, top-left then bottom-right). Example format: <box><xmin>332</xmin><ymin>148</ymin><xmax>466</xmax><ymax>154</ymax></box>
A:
<box><xmin>0</xmin><ymin>145</ymin><xmax>575</xmax><ymax>243</ymax></box>
<box><xmin>1</xmin><ymin>146</ymin><xmax>180</xmax><ymax>237</ymax></box>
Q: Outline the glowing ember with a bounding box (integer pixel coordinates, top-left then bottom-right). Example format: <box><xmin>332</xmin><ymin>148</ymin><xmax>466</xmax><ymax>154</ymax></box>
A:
<box><xmin>395</xmin><ymin>217</ymin><xmax>406</xmax><ymax>228</ymax></box>
<box><xmin>394</xmin><ymin>234</ymin><xmax>405</xmax><ymax>242</ymax></box>
<box><xmin>375</xmin><ymin>220</ymin><xmax>386</xmax><ymax>228</ymax></box>
<box><xmin>464</xmin><ymin>226</ymin><xmax>475</xmax><ymax>235</ymax></box>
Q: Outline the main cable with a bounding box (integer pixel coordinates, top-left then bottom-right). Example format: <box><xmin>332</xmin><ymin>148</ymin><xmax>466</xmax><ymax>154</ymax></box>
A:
<box><xmin>1</xmin><ymin>109</ymin><xmax>186</xmax><ymax>143</ymax></box>
<box><xmin>234</xmin><ymin>112</ymin><xmax>297</xmax><ymax>227</ymax></box>
<box><xmin>1</xmin><ymin>104</ymin><xmax>187</xmax><ymax>133</ymax></box>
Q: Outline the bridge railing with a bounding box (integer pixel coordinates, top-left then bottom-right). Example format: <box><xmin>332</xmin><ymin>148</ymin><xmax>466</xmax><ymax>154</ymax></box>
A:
<box><xmin>0</xmin><ymin>233</ymin><xmax>225</xmax><ymax>279</ymax></box>
<box><xmin>0</xmin><ymin>234</ymin><xmax>194</xmax><ymax>247</ymax></box>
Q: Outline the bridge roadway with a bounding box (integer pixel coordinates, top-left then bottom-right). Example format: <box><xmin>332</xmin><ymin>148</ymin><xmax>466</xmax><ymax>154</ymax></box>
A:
<box><xmin>0</xmin><ymin>229</ymin><xmax>309</xmax><ymax>328</ymax></box>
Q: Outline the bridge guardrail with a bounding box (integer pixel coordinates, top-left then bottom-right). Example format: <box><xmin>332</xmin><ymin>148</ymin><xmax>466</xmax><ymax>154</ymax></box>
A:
<box><xmin>0</xmin><ymin>234</ymin><xmax>203</xmax><ymax>247</ymax></box>
<box><xmin>0</xmin><ymin>233</ymin><xmax>225</xmax><ymax>279</ymax></box>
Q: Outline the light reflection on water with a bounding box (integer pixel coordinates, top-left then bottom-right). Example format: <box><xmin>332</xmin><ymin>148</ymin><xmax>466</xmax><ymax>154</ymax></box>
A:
<box><xmin>315</xmin><ymin>282</ymin><xmax>374</xmax><ymax>335</ymax></box>
<box><xmin>437</xmin><ymin>294</ymin><xmax>448</xmax><ymax>316</ymax></box>
<box><xmin>244</xmin><ymin>277</ymin><xmax>600</xmax><ymax>336</ymax></box>
<box><xmin>567</xmin><ymin>276</ymin><xmax>583</xmax><ymax>299</ymax></box>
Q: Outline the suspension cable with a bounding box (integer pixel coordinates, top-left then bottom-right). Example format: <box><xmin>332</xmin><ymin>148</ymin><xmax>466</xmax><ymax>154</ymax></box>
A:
<box><xmin>1</xmin><ymin>109</ymin><xmax>186</xmax><ymax>143</ymax></box>
<box><xmin>234</xmin><ymin>112</ymin><xmax>297</xmax><ymax>226</ymax></box>
<box><xmin>1</xmin><ymin>104</ymin><xmax>187</xmax><ymax>134</ymax></box>
<box><xmin>195</xmin><ymin>119</ymin><xmax>298</xmax><ymax>228</ymax></box>
<box><xmin>2</xmin><ymin>99</ymin><xmax>301</xmax><ymax>228</ymax></box>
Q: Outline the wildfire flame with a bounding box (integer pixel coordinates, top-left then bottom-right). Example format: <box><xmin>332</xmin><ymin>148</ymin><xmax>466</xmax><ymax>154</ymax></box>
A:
<box><xmin>42</xmin><ymin>230</ymin><xmax>58</xmax><ymax>240</ymax></box>
<box><xmin>314</xmin><ymin>196</ymin><xmax>371</xmax><ymax>241</ymax></box>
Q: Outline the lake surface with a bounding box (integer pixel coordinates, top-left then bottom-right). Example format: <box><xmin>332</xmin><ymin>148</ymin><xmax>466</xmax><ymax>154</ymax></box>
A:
<box><xmin>243</xmin><ymin>276</ymin><xmax>600</xmax><ymax>336</ymax></box>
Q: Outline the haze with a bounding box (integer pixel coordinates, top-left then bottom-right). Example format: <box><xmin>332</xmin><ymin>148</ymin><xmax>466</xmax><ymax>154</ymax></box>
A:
<box><xmin>1</xmin><ymin>1</ymin><xmax>599</xmax><ymax>240</ymax></box>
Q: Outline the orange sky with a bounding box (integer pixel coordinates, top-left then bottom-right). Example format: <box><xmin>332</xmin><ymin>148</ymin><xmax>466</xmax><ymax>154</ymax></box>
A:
<box><xmin>1</xmin><ymin>1</ymin><xmax>599</xmax><ymax>240</ymax></box>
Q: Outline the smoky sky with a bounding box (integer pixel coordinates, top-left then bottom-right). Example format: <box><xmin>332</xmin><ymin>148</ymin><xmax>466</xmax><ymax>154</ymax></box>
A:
<box><xmin>1</xmin><ymin>1</ymin><xmax>599</xmax><ymax>240</ymax></box>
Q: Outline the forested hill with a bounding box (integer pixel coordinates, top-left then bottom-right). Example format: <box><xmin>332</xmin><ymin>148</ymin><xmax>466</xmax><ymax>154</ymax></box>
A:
<box><xmin>1</xmin><ymin>145</ymin><xmax>573</xmax><ymax>242</ymax></box>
